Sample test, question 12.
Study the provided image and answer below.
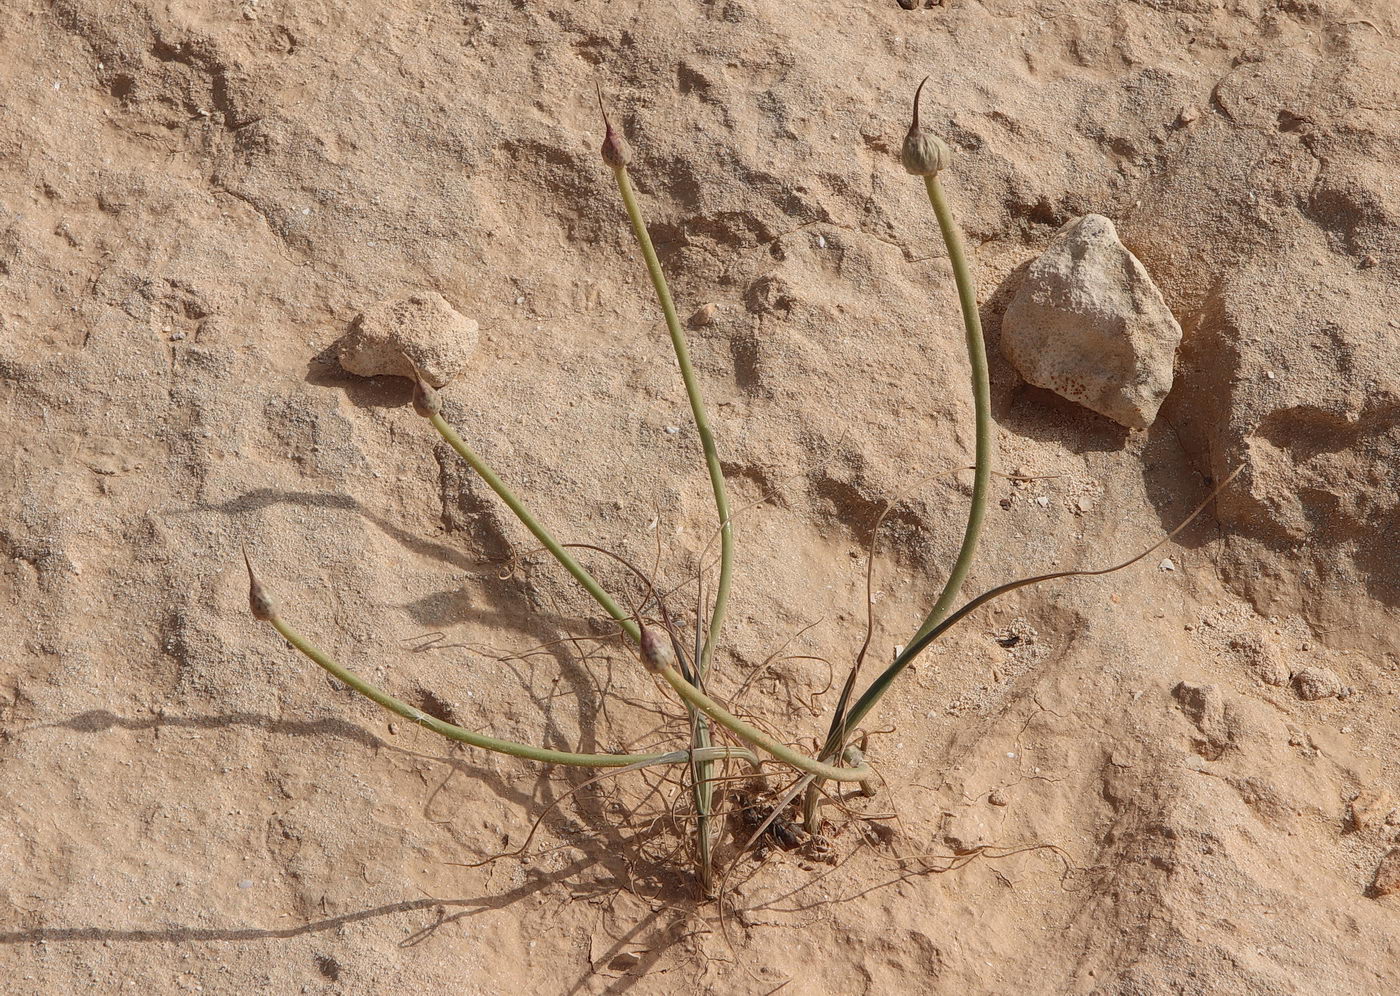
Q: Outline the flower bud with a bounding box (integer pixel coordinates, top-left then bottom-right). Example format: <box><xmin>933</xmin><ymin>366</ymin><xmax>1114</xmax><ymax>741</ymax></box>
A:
<box><xmin>639</xmin><ymin>626</ymin><xmax>677</xmax><ymax>673</ymax></box>
<box><xmin>244</xmin><ymin>550</ymin><xmax>275</xmax><ymax>622</ymax></box>
<box><xmin>596</xmin><ymin>84</ymin><xmax>632</xmax><ymax>170</ymax></box>
<box><xmin>601</xmin><ymin>118</ymin><xmax>632</xmax><ymax>170</ymax></box>
<box><xmin>405</xmin><ymin>356</ymin><xmax>442</xmax><ymax>418</ymax></box>
<box><xmin>902</xmin><ymin>77</ymin><xmax>953</xmax><ymax>177</ymax></box>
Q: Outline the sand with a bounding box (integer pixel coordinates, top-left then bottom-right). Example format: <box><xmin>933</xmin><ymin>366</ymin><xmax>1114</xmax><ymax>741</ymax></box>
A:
<box><xmin>2</xmin><ymin>1</ymin><xmax>1398</xmax><ymax>993</ymax></box>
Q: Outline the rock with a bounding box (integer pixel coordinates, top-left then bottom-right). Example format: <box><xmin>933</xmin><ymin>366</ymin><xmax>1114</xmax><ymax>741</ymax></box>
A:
<box><xmin>1172</xmin><ymin>681</ymin><xmax>1237</xmax><ymax>758</ymax></box>
<box><xmin>1256</xmin><ymin>655</ymin><xmax>1291</xmax><ymax>688</ymax></box>
<box><xmin>987</xmin><ymin>788</ymin><xmax>1010</xmax><ymax>807</ymax></box>
<box><xmin>1349</xmin><ymin>790</ymin><xmax>1393</xmax><ymax>832</ymax></box>
<box><xmin>338</xmin><ymin>291</ymin><xmax>479</xmax><ymax>388</ymax></box>
<box><xmin>942</xmin><ymin>810</ymin><xmax>994</xmax><ymax>854</ymax></box>
<box><xmin>1230</xmin><ymin>634</ymin><xmax>1290</xmax><ymax>687</ymax></box>
<box><xmin>1001</xmin><ymin>214</ymin><xmax>1182</xmax><ymax>428</ymax></box>
<box><xmin>689</xmin><ymin>302</ymin><xmax>718</xmax><ymax>328</ymax></box>
<box><xmin>1372</xmin><ymin>849</ymin><xmax>1400</xmax><ymax>898</ymax></box>
<box><xmin>1291</xmin><ymin>666</ymin><xmax>1343</xmax><ymax>701</ymax></box>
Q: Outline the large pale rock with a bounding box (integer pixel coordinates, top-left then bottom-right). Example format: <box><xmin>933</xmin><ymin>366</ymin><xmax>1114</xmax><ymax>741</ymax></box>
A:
<box><xmin>1002</xmin><ymin>215</ymin><xmax>1181</xmax><ymax>429</ymax></box>
<box><xmin>338</xmin><ymin>291</ymin><xmax>478</xmax><ymax>388</ymax></box>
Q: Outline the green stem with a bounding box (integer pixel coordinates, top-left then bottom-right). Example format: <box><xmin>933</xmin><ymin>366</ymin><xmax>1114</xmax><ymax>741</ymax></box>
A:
<box><xmin>805</xmin><ymin>172</ymin><xmax>991</xmax><ymax>828</ymax></box>
<box><xmin>612</xmin><ymin>166</ymin><xmax>733</xmax><ymax>676</ymax></box>
<box><xmin>825</xmin><ymin>172</ymin><xmax>989</xmax><ymax>752</ymax></box>
<box><xmin>266</xmin><ymin>611</ymin><xmax>725</xmax><ymax>767</ymax></box>
<box><xmin>427</xmin><ymin>410</ymin><xmax>640</xmax><ymax>646</ymax></box>
<box><xmin>908</xmin><ymin>172</ymin><xmax>992</xmax><ymax>645</ymax></box>
<box><xmin>611</xmin><ymin>162</ymin><xmax>732</xmax><ymax>889</ymax></box>
<box><xmin>649</xmin><ymin>659</ymin><xmax>871</xmax><ymax>783</ymax></box>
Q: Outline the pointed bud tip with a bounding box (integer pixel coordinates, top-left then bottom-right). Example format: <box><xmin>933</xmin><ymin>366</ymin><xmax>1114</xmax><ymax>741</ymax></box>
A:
<box><xmin>902</xmin><ymin>76</ymin><xmax>952</xmax><ymax>176</ymax></box>
<box><xmin>404</xmin><ymin>355</ymin><xmax>442</xmax><ymax>418</ymax></box>
<box><xmin>243</xmin><ymin>550</ymin><xmax>275</xmax><ymax>622</ymax></box>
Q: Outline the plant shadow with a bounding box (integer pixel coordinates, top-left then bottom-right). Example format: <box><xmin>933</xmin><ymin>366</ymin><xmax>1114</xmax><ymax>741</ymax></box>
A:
<box><xmin>10</xmin><ymin>706</ymin><xmax>707</xmax><ymax>993</ymax></box>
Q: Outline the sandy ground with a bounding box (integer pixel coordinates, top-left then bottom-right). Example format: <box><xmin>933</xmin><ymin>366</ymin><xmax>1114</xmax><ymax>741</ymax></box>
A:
<box><xmin>2</xmin><ymin>1</ymin><xmax>1399</xmax><ymax>993</ymax></box>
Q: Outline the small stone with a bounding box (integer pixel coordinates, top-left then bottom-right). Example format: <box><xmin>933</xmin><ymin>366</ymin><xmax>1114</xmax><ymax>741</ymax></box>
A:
<box><xmin>942</xmin><ymin>811</ymin><xmax>993</xmax><ymax>854</ymax></box>
<box><xmin>1172</xmin><ymin>680</ymin><xmax>1236</xmax><ymax>755</ymax></box>
<box><xmin>1001</xmin><ymin>214</ymin><xmax>1182</xmax><ymax>428</ymax></box>
<box><xmin>237</xmin><ymin>879</ymin><xmax>254</xmax><ymax>889</ymax></box>
<box><xmin>1350</xmin><ymin>790</ymin><xmax>1393</xmax><ymax>831</ymax></box>
<box><xmin>988</xmin><ymin>788</ymin><xmax>1009</xmax><ymax>807</ymax></box>
<box><xmin>1159</xmin><ymin>558</ymin><xmax>1176</xmax><ymax>572</ymax></box>
<box><xmin>689</xmin><ymin>302</ymin><xmax>718</xmax><ymax>328</ymax></box>
<box><xmin>1372</xmin><ymin>849</ymin><xmax>1400</xmax><ymax>897</ymax></box>
<box><xmin>1177</xmin><ymin>105</ymin><xmax>1201</xmax><ymax>126</ymax></box>
<box><xmin>1291</xmin><ymin>666</ymin><xmax>1343</xmax><ymax>701</ymax></box>
<box><xmin>1258</xmin><ymin>656</ymin><xmax>1290</xmax><ymax>687</ymax></box>
<box><xmin>1034</xmin><ymin>495</ymin><xmax>1050</xmax><ymax>508</ymax></box>
<box><xmin>1230</xmin><ymin>634</ymin><xmax>1289</xmax><ymax>686</ymax></box>
<box><xmin>338</xmin><ymin>291</ymin><xmax>479</xmax><ymax>388</ymax></box>
<box><xmin>1076</xmin><ymin>494</ymin><xmax>1097</xmax><ymax>513</ymax></box>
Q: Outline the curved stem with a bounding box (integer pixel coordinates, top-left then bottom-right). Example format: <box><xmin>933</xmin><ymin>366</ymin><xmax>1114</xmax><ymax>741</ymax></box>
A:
<box><xmin>838</xmin><ymin>465</ymin><xmax>1244</xmax><ymax>740</ymax></box>
<box><xmin>427</xmin><ymin>410</ymin><xmax>640</xmax><ymax>646</ymax></box>
<box><xmin>908</xmin><ymin>172</ymin><xmax>992</xmax><ymax>644</ymax></box>
<box><xmin>805</xmin><ymin>171</ymin><xmax>991</xmax><ymax>829</ymax></box>
<box><xmin>612</xmin><ymin>166</ymin><xmax>733</xmax><ymax>676</ymax></box>
<box><xmin>648</xmin><ymin>659</ymin><xmax>871</xmax><ymax>783</ymax></box>
<box><xmin>265</xmin><ymin>611</ymin><xmax>684</xmax><ymax>767</ymax></box>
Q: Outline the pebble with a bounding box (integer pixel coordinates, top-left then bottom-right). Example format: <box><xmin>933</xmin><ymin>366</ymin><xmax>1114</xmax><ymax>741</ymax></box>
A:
<box><xmin>942</xmin><ymin>810</ymin><xmax>994</xmax><ymax>854</ymax></box>
<box><xmin>689</xmin><ymin>302</ymin><xmax>718</xmax><ymax>327</ymax></box>
<box><xmin>1291</xmin><ymin>666</ymin><xmax>1343</xmax><ymax>701</ymax></box>
<box><xmin>1372</xmin><ymin>849</ymin><xmax>1400</xmax><ymax>898</ymax></box>
<box><xmin>1350</xmin><ymin>790</ymin><xmax>1393</xmax><ymax>831</ymax></box>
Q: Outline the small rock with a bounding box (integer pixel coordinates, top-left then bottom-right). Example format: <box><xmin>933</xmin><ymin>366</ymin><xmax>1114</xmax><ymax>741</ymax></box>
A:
<box><xmin>745</xmin><ymin>273</ymin><xmax>796</xmax><ymax>313</ymax></box>
<box><xmin>1034</xmin><ymin>495</ymin><xmax>1050</xmax><ymax>508</ymax></box>
<box><xmin>988</xmin><ymin>788</ymin><xmax>1009</xmax><ymax>807</ymax></box>
<box><xmin>689</xmin><ymin>302</ymin><xmax>718</xmax><ymax>327</ymax></box>
<box><xmin>1257</xmin><ymin>656</ymin><xmax>1291</xmax><ymax>687</ymax></box>
<box><xmin>1177</xmin><ymin>105</ymin><xmax>1201</xmax><ymax>126</ymax></box>
<box><xmin>1372</xmin><ymin>849</ymin><xmax>1400</xmax><ymax>897</ymax></box>
<box><xmin>1349</xmin><ymin>790</ymin><xmax>1393</xmax><ymax>831</ymax></box>
<box><xmin>1230</xmin><ymin>634</ymin><xmax>1289</xmax><ymax>686</ymax></box>
<box><xmin>237</xmin><ymin>879</ymin><xmax>254</xmax><ymax>889</ymax></box>
<box><xmin>607</xmin><ymin>952</ymin><xmax>641</xmax><ymax>971</ymax></box>
<box><xmin>1159</xmin><ymin>557</ymin><xmax>1176</xmax><ymax>572</ymax></box>
<box><xmin>338</xmin><ymin>291</ymin><xmax>479</xmax><ymax>388</ymax></box>
<box><xmin>942</xmin><ymin>810</ymin><xmax>993</xmax><ymax>853</ymax></box>
<box><xmin>1001</xmin><ymin>214</ymin><xmax>1182</xmax><ymax>428</ymax></box>
<box><xmin>1291</xmin><ymin>666</ymin><xmax>1343</xmax><ymax>701</ymax></box>
<box><xmin>1172</xmin><ymin>680</ymin><xmax>1236</xmax><ymax>757</ymax></box>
